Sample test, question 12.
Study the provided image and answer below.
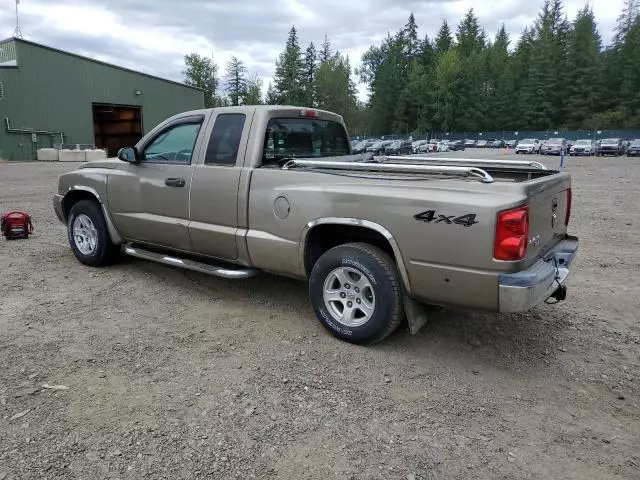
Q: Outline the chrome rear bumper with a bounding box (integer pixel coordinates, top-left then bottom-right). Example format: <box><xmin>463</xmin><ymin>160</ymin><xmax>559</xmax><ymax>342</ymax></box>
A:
<box><xmin>499</xmin><ymin>236</ymin><xmax>579</xmax><ymax>312</ymax></box>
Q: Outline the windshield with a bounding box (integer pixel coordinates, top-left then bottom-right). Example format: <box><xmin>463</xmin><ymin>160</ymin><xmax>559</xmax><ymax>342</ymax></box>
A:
<box><xmin>631</xmin><ymin>139</ymin><xmax>640</xmax><ymax>146</ymax></box>
<box><xmin>548</xmin><ymin>138</ymin><xmax>563</xmax><ymax>145</ymax></box>
<box><xmin>390</xmin><ymin>141</ymin><xmax>401</xmax><ymax>147</ymax></box>
<box><xmin>601</xmin><ymin>138</ymin><xmax>618</xmax><ymax>145</ymax></box>
<box><xmin>520</xmin><ymin>139</ymin><xmax>535</xmax><ymax>144</ymax></box>
<box><xmin>262</xmin><ymin>117</ymin><xmax>350</xmax><ymax>166</ymax></box>
<box><xmin>575</xmin><ymin>140</ymin><xmax>591</xmax><ymax>145</ymax></box>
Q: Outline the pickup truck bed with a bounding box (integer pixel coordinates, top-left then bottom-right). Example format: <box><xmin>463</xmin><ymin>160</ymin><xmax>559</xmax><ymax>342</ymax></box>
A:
<box><xmin>53</xmin><ymin>105</ymin><xmax>578</xmax><ymax>344</ymax></box>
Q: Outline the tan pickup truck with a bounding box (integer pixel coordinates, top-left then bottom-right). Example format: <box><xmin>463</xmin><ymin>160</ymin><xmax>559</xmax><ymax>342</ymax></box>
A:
<box><xmin>53</xmin><ymin>106</ymin><xmax>578</xmax><ymax>344</ymax></box>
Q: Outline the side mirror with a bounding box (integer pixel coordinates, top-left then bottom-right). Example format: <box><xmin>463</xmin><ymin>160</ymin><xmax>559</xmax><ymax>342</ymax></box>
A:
<box><xmin>118</xmin><ymin>147</ymin><xmax>139</xmax><ymax>163</ymax></box>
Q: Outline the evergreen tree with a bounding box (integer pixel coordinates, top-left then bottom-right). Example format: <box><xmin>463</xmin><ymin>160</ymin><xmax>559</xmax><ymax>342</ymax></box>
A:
<box><xmin>319</xmin><ymin>35</ymin><xmax>332</xmax><ymax>62</ymax></box>
<box><xmin>183</xmin><ymin>53</ymin><xmax>219</xmax><ymax>108</ymax></box>
<box><xmin>565</xmin><ymin>6</ymin><xmax>603</xmax><ymax>128</ymax></box>
<box><xmin>367</xmin><ymin>36</ymin><xmax>406</xmax><ymax>134</ymax></box>
<box><xmin>315</xmin><ymin>52</ymin><xmax>358</xmax><ymax>124</ymax></box>
<box><xmin>432</xmin><ymin>49</ymin><xmax>462</xmax><ymax>132</ymax></box>
<box><xmin>456</xmin><ymin>9</ymin><xmax>486</xmax><ymax>57</ymax></box>
<box><xmin>396</xmin><ymin>62</ymin><xmax>431</xmax><ymax>134</ymax></box>
<box><xmin>302</xmin><ymin>42</ymin><xmax>317</xmax><ymax>106</ymax></box>
<box><xmin>486</xmin><ymin>25</ymin><xmax>516</xmax><ymax>130</ymax></box>
<box><xmin>265</xmin><ymin>82</ymin><xmax>279</xmax><ymax>105</ymax></box>
<box><xmin>619</xmin><ymin>14</ymin><xmax>640</xmax><ymax>125</ymax></box>
<box><xmin>358</xmin><ymin>35</ymin><xmax>391</xmax><ymax>87</ymax></box>
<box><xmin>242</xmin><ymin>75</ymin><xmax>263</xmax><ymax>105</ymax></box>
<box><xmin>614</xmin><ymin>0</ymin><xmax>639</xmax><ymax>43</ymax></box>
<box><xmin>273</xmin><ymin>26</ymin><xmax>305</xmax><ymax>105</ymax></box>
<box><xmin>453</xmin><ymin>10</ymin><xmax>488</xmax><ymax>130</ymax></box>
<box><xmin>512</xmin><ymin>27</ymin><xmax>535</xmax><ymax>127</ymax></box>
<box><xmin>521</xmin><ymin>0</ymin><xmax>570</xmax><ymax>128</ymax></box>
<box><xmin>224</xmin><ymin>56</ymin><xmax>247</xmax><ymax>106</ymax></box>
<box><xmin>420</xmin><ymin>34</ymin><xmax>435</xmax><ymax>67</ymax></box>
<box><xmin>454</xmin><ymin>52</ymin><xmax>487</xmax><ymax>131</ymax></box>
<box><xmin>403</xmin><ymin>13</ymin><xmax>421</xmax><ymax>58</ymax></box>
<box><xmin>434</xmin><ymin>20</ymin><xmax>454</xmax><ymax>56</ymax></box>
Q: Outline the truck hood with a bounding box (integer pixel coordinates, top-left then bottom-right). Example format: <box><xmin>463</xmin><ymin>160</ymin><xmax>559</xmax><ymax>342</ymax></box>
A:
<box><xmin>78</xmin><ymin>158</ymin><xmax>122</xmax><ymax>169</ymax></box>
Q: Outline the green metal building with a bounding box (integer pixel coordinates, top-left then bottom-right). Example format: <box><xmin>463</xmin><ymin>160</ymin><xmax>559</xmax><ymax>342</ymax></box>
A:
<box><xmin>0</xmin><ymin>37</ymin><xmax>204</xmax><ymax>160</ymax></box>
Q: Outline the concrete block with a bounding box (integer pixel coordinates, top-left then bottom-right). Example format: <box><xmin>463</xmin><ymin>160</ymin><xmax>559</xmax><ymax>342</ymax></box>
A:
<box><xmin>84</xmin><ymin>149</ymin><xmax>107</xmax><ymax>161</ymax></box>
<box><xmin>58</xmin><ymin>149</ymin><xmax>86</xmax><ymax>162</ymax></box>
<box><xmin>36</xmin><ymin>148</ymin><xmax>59</xmax><ymax>161</ymax></box>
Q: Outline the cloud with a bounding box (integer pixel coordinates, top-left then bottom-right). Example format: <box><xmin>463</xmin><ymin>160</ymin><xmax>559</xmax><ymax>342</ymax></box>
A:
<box><xmin>0</xmin><ymin>0</ymin><xmax>626</xmax><ymax>100</ymax></box>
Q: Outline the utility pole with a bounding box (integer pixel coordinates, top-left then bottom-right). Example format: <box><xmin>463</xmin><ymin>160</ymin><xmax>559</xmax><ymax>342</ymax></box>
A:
<box><xmin>13</xmin><ymin>0</ymin><xmax>23</xmax><ymax>39</ymax></box>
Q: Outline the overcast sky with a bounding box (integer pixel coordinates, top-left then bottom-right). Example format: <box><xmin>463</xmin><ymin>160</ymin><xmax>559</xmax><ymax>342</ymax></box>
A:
<box><xmin>0</xmin><ymin>0</ymin><xmax>624</xmax><ymax>99</ymax></box>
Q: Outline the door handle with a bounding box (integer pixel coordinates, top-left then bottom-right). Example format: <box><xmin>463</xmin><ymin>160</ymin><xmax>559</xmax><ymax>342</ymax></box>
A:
<box><xmin>165</xmin><ymin>178</ymin><xmax>186</xmax><ymax>187</ymax></box>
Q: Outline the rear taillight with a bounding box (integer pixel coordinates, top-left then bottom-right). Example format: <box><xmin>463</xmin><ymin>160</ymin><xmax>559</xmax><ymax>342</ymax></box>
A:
<box><xmin>565</xmin><ymin>188</ymin><xmax>572</xmax><ymax>226</ymax></box>
<box><xmin>494</xmin><ymin>205</ymin><xmax>529</xmax><ymax>261</ymax></box>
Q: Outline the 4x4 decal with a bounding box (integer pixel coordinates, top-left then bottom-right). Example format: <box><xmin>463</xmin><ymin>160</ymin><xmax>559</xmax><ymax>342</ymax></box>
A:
<box><xmin>414</xmin><ymin>210</ymin><xmax>479</xmax><ymax>227</ymax></box>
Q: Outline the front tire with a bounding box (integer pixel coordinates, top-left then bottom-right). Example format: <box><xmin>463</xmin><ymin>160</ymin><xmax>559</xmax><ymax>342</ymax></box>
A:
<box><xmin>67</xmin><ymin>200</ymin><xmax>120</xmax><ymax>267</ymax></box>
<box><xmin>309</xmin><ymin>242</ymin><xmax>403</xmax><ymax>344</ymax></box>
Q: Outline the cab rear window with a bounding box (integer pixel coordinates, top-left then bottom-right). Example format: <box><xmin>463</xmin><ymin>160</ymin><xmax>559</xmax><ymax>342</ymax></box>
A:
<box><xmin>262</xmin><ymin>118</ymin><xmax>350</xmax><ymax>166</ymax></box>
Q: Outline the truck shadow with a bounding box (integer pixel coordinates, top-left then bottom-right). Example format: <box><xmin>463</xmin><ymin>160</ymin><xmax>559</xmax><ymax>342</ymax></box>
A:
<box><xmin>243</xmin><ymin>271</ymin><xmax>573</xmax><ymax>371</ymax></box>
<box><xmin>119</xmin><ymin>258</ymin><xmax>572</xmax><ymax>372</ymax></box>
<box><xmin>381</xmin><ymin>305</ymin><xmax>573</xmax><ymax>370</ymax></box>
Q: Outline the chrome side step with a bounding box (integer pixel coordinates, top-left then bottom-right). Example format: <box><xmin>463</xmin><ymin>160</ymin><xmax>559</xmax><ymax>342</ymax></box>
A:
<box><xmin>123</xmin><ymin>244</ymin><xmax>259</xmax><ymax>279</ymax></box>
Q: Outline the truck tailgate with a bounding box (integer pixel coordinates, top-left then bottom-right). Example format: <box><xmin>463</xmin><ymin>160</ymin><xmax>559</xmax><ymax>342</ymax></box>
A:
<box><xmin>523</xmin><ymin>172</ymin><xmax>572</xmax><ymax>262</ymax></box>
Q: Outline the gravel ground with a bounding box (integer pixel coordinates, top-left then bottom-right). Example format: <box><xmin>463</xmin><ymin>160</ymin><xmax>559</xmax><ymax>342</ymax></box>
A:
<box><xmin>1</xmin><ymin>153</ymin><xmax>639</xmax><ymax>480</ymax></box>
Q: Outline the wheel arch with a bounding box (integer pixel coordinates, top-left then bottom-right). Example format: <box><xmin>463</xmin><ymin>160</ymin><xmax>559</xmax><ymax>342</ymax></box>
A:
<box><xmin>61</xmin><ymin>186</ymin><xmax>122</xmax><ymax>244</ymax></box>
<box><xmin>300</xmin><ymin>218</ymin><xmax>412</xmax><ymax>295</ymax></box>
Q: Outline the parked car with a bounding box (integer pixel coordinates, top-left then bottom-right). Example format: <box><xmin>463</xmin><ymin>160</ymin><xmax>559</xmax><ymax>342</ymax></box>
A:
<box><xmin>569</xmin><ymin>139</ymin><xmax>595</xmax><ymax>156</ymax></box>
<box><xmin>416</xmin><ymin>142</ymin><xmax>431</xmax><ymax>153</ymax></box>
<box><xmin>476</xmin><ymin>140</ymin><xmax>488</xmax><ymax>148</ymax></box>
<box><xmin>366</xmin><ymin>140</ymin><xmax>393</xmax><ymax>155</ymax></box>
<box><xmin>515</xmin><ymin>139</ymin><xmax>541</xmax><ymax>154</ymax></box>
<box><xmin>596</xmin><ymin>138</ymin><xmax>624</xmax><ymax>156</ymax></box>
<box><xmin>490</xmin><ymin>139</ymin><xmax>506</xmax><ymax>148</ymax></box>
<box><xmin>384</xmin><ymin>140</ymin><xmax>413</xmax><ymax>155</ymax></box>
<box><xmin>352</xmin><ymin>139</ymin><xmax>376</xmax><ymax>154</ymax></box>
<box><xmin>447</xmin><ymin>140</ymin><xmax>466</xmax><ymax>151</ymax></box>
<box><xmin>435</xmin><ymin>141</ymin><xmax>449</xmax><ymax>152</ymax></box>
<box><xmin>541</xmin><ymin>138</ymin><xmax>567</xmax><ymax>155</ymax></box>
<box><xmin>411</xmin><ymin>140</ymin><xmax>427</xmax><ymax>153</ymax></box>
<box><xmin>505</xmin><ymin>140</ymin><xmax>518</xmax><ymax>148</ymax></box>
<box><xmin>418</xmin><ymin>140</ymin><xmax>447</xmax><ymax>153</ymax></box>
<box><xmin>464</xmin><ymin>139</ymin><xmax>476</xmax><ymax>148</ymax></box>
<box><xmin>627</xmin><ymin>139</ymin><xmax>640</xmax><ymax>157</ymax></box>
<box><xmin>53</xmin><ymin>105</ymin><xmax>579</xmax><ymax>345</ymax></box>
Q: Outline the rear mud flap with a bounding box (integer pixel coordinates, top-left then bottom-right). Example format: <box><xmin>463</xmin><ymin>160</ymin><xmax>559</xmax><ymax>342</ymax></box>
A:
<box><xmin>403</xmin><ymin>294</ymin><xmax>431</xmax><ymax>335</ymax></box>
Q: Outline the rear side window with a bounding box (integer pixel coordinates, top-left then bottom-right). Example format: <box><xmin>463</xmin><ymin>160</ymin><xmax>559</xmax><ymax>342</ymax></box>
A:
<box><xmin>262</xmin><ymin>118</ymin><xmax>350</xmax><ymax>166</ymax></box>
<box><xmin>204</xmin><ymin>114</ymin><xmax>246</xmax><ymax>166</ymax></box>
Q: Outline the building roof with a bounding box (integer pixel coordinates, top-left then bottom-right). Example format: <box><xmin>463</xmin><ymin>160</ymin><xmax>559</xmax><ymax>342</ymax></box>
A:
<box><xmin>0</xmin><ymin>37</ymin><xmax>203</xmax><ymax>92</ymax></box>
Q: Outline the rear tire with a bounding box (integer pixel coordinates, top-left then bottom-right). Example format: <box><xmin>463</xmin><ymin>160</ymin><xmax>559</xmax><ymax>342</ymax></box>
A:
<box><xmin>67</xmin><ymin>200</ymin><xmax>120</xmax><ymax>267</ymax></box>
<box><xmin>309</xmin><ymin>242</ymin><xmax>403</xmax><ymax>344</ymax></box>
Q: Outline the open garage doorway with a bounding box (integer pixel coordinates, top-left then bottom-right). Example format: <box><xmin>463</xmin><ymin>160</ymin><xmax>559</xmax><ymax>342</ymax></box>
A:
<box><xmin>92</xmin><ymin>104</ymin><xmax>143</xmax><ymax>157</ymax></box>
